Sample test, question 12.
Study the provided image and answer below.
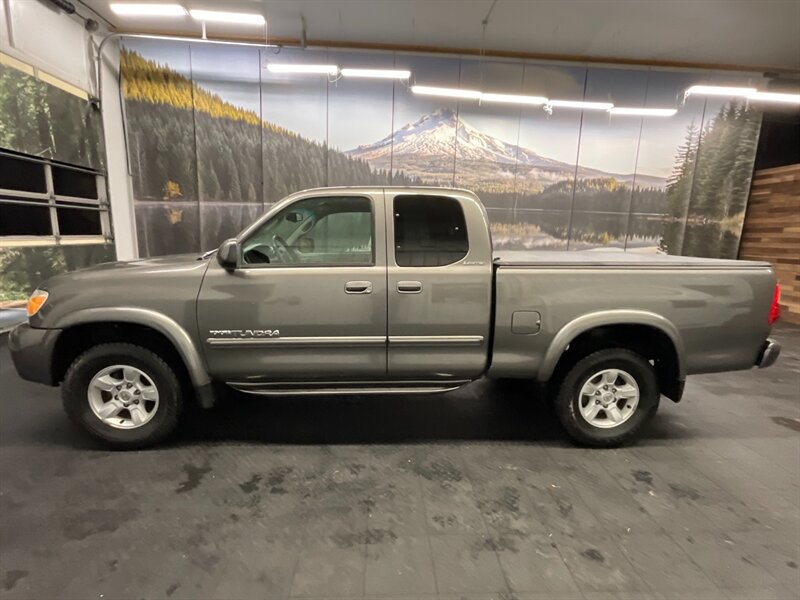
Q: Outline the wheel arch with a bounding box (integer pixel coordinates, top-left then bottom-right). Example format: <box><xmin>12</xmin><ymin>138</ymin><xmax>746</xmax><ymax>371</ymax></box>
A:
<box><xmin>538</xmin><ymin>310</ymin><xmax>686</xmax><ymax>401</ymax></box>
<box><xmin>51</xmin><ymin>308</ymin><xmax>214</xmax><ymax>406</ymax></box>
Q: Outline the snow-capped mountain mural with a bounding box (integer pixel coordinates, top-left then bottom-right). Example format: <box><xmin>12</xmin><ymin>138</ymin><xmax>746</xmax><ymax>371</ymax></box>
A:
<box><xmin>347</xmin><ymin>108</ymin><xmax>666</xmax><ymax>191</ymax></box>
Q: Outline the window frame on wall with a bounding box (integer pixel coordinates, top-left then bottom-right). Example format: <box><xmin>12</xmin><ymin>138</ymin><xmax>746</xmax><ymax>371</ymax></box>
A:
<box><xmin>0</xmin><ymin>150</ymin><xmax>111</xmax><ymax>247</ymax></box>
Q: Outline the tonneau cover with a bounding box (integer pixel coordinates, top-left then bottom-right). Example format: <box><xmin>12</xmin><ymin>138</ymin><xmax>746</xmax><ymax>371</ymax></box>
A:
<box><xmin>493</xmin><ymin>250</ymin><xmax>771</xmax><ymax>269</ymax></box>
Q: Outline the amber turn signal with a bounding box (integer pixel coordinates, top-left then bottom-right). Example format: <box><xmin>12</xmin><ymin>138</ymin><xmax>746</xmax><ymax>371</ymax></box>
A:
<box><xmin>26</xmin><ymin>289</ymin><xmax>49</xmax><ymax>317</ymax></box>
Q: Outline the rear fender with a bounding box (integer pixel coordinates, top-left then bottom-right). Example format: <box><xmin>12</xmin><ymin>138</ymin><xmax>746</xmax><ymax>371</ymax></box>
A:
<box><xmin>538</xmin><ymin>309</ymin><xmax>686</xmax><ymax>382</ymax></box>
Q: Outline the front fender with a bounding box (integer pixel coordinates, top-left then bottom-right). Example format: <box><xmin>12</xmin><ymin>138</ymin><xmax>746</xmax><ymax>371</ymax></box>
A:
<box><xmin>537</xmin><ymin>309</ymin><xmax>686</xmax><ymax>382</ymax></box>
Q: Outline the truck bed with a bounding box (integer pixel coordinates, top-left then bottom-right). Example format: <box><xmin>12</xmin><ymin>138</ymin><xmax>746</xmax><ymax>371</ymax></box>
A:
<box><xmin>488</xmin><ymin>250</ymin><xmax>776</xmax><ymax>381</ymax></box>
<box><xmin>493</xmin><ymin>250</ymin><xmax>771</xmax><ymax>269</ymax></box>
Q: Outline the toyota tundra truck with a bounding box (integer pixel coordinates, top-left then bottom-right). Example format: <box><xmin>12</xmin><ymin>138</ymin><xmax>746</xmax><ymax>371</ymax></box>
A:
<box><xmin>9</xmin><ymin>187</ymin><xmax>782</xmax><ymax>449</ymax></box>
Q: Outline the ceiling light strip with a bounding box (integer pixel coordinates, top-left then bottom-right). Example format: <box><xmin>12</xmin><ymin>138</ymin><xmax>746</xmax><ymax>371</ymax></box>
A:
<box><xmin>548</xmin><ymin>99</ymin><xmax>614</xmax><ymax>110</ymax></box>
<box><xmin>411</xmin><ymin>85</ymin><xmax>482</xmax><ymax>99</ymax></box>
<box><xmin>747</xmin><ymin>91</ymin><xmax>800</xmax><ymax>104</ymax></box>
<box><xmin>188</xmin><ymin>9</ymin><xmax>265</xmax><ymax>25</ymax></box>
<box><xmin>340</xmin><ymin>68</ymin><xmax>411</xmax><ymax>79</ymax></box>
<box><xmin>480</xmin><ymin>92</ymin><xmax>548</xmax><ymax>105</ymax></box>
<box><xmin>685</xmin><ymin>85</ymin><xmax>758</xmax><ymax>98</ymax></box>
<box><xmin>267</xmin><ymin>64</ymin><xmax>339</xmax><ymax>75</ymax></box>
<box><xmin>110</xmin><ymin>3</ymin><xmax>187</xmax><ymax>16</ymax></box>
<box><xmin>609</xmin><ymin>107</ymin><xmax>678</xmax><ymax>116</ymax></box>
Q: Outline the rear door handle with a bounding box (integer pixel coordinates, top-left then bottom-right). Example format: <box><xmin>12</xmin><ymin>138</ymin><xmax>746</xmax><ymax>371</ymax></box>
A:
<box><xmin>397</xmin><ymin>281</ymin><xmax>422</xmax><ymax>294</ymax></box>
<box><xmin>345</xmin><ymin>281</ymin><xmax>372</xmax><ymax>294</ymax></box>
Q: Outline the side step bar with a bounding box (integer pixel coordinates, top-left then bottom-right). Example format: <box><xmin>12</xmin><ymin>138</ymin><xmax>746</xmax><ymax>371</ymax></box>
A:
<box><xmin>226</xmin><ymin>380</ymin><xmax>471</xmax><ymax>396</ymax></box>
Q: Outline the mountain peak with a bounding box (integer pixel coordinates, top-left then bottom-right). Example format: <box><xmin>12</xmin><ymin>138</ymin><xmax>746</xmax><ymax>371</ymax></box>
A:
<box><xmin>349</xmin><ymin>108</ymin><xmax>530</xmax><ymax>166</ymax></box>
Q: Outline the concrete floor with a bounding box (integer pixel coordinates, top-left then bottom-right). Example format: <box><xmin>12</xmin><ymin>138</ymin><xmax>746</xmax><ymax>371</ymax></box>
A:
<box><xmin>1</xmin><ymin>326</ymin><xmax>798</xmax><ymax>600</ymax></box>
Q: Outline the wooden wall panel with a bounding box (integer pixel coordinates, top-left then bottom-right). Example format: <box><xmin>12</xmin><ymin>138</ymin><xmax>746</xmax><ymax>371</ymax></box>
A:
<box><xmin>739</xmin><ymin>164</ymin><xmax>800</xmax><ymax>324</ymax></box>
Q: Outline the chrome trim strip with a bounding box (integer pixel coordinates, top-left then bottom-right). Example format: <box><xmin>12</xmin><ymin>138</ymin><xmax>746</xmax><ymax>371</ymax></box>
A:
<box><xmin>228</xmin><ymin>384</ymin><xmax>467</xmax><ymax>396</ymax></box>
<box><xmin>207</xmin><ymin>335</ymin><xmax>387</xmax><ymax>347</ymax></box>
<box><xmin>230</xmin><ymin>379</ymin><xmax>472</xmax><ymax>389</ymax></box>
<box><xmin>388</xmin><ymin>335</ymin><xmax>484</xmax><ymax>346</ymax></box>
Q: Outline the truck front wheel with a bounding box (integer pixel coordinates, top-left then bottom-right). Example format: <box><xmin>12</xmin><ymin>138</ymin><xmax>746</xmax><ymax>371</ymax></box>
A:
<box><xmin>62</xmin><ymin>343</ymin><xmax>182</xmax><ymax>449</ymax></box>
<box><xmin>555</xmin><ymin>348</ymin><xmax>659</xmax><ymax>447</ymax></box>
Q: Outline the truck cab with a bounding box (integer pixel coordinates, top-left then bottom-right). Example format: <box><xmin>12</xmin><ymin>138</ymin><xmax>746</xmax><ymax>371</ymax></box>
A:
<box><xmin>199</xmin><ymin>187</ymin><xmax>494</xmax><ymax>393</ymax></box>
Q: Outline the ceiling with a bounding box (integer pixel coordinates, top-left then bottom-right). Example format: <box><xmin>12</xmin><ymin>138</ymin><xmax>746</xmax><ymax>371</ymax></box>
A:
<box><xmin>78</xmin><ymin>0</ymin><xmax>800</xmax><ymax>72</ymax></box>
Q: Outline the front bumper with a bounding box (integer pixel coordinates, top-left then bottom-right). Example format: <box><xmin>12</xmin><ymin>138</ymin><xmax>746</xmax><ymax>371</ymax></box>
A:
<box><xmin>8</xmin><ymin>323</ymin><xmax>62</xmax><ymax>386</ymax></box>
<box><xmin>755</xmin><ymin>338</ymin><xmax>781</xmax><ymax>369</ymax></box>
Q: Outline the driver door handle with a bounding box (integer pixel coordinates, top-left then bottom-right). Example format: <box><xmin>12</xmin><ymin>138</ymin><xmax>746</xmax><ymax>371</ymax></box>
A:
<box><xmin>345</xmin><ymin>281</ymin><xmax>373</xmax><ymax>294</ymax></box>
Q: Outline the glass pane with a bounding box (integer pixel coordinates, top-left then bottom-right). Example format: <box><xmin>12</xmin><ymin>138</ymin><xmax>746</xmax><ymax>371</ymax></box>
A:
<box><xmin>52</xmin><ymin>167</ymin><xmax>97</xmax><ymax>199</ymax></box>
<box><xmin>569</xmin><ymin>211</ymin><xmax>629</xmax><ymax>251</ymax></box>
<box><xmin>0</xmin><ymin>202</ymin><xmax>52</xmax><ymax>235</ymax></box>
<box><xmin>191</xmin><ymin>43</ymin><xmax>262</xmax><ymax>203</ymax></box>
<box><xmin>489</xmin><ymin>208</ymin><xmax>571</xmax><ymax>253</ymax></box>
<box><xmin>261</xmin><ymin>47</ymin><xmax>329</xmax><ymax>202</ymax></box>
<box><xmin>625</xmin><ymin>214</ymin><xmax>669</xmax><ymax>253</ymax></box>
<box><xmin>394</xmin><ymin>195</ymin><xmax>468</xmax><ymax>267</ymax></box>
<box><xmin>242</xmin><ymin>196</ymin><xmax>373</xmax><ymax>266</ymax></box>
<box><xmin>0</xmin><ymin>155</ymin><xmax>46</xmax><ymax>193</ymax></box>
<box><xmin>121</xmin><ymin>38</ymin><xmax>198</xmax><ymax>202</ymax></box>
<box><xmin>134</xmin><ymin>202</ymin><xmax>200</xmax><ymax>256</ymax></box>
<box><xmin>327</xmin><ymin>49</ymin><xmax>395</xmax><ymax>187</ymax></box>
<box><xmin>56</xmin><ymin>206</ymin><xmax>102</xmax><ymax>235</ymax></box>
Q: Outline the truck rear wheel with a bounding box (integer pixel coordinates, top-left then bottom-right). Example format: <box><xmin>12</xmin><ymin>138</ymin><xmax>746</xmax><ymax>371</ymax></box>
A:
<box><xmin>62</xmin><ymin>343</ymin><xmax>182</xmax><ymax>449</ymax></box>
<box><xmin>555</xmin><ymin>348</ymin><xmax>659</xmax><ymax>447</ymax></box>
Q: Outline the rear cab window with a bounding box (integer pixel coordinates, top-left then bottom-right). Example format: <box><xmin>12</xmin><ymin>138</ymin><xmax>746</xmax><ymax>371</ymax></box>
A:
<box><xmin>393</xmin><ymin>195</ymin><xmax>468</xmax><ymax>267</ymax></box>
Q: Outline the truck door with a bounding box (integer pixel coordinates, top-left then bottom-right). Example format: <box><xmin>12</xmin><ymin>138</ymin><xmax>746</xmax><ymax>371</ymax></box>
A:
<box><xmin>385</xmin><ymin>191</ymin><xmax>493</xmax><ymax>379</ymax></box>
<box><xmin>197</xmin><ymin>191</ymin><xmax>387</xmax><ymax>383</ymax></box>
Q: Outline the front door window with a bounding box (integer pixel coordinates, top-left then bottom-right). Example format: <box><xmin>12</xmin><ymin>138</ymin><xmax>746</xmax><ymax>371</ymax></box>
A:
<box><xmin>241</xmin><ymin>196</ymin><xmax>374</xmax><ymax>267</ymax></box>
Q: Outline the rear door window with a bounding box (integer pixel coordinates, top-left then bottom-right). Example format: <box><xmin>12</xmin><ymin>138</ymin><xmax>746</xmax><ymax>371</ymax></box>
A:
<box><xmin>393</xmin><ymin>195</ymin><xmax>468</xmax><ymax>267</ymax></box>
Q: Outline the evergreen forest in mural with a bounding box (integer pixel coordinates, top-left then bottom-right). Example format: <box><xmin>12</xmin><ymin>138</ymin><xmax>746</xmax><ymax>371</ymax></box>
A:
<box><xmin>120</xmin><ymin>42</ymin><xmax>762</xmax><ymax>259</ymax></box>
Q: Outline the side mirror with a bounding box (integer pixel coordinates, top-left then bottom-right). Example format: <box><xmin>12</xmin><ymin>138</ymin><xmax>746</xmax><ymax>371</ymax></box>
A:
<box><xmin>217</xmin><ymin>238</ymin><xmax>239</xmax><ymax>270</ymax></box>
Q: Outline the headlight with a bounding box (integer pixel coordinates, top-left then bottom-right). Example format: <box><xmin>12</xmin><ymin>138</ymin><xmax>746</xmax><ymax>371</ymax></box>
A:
<box><xmin>27</xmin><ymin>289</ymin><xmax>49</xmax><ymax>317</ymax></box>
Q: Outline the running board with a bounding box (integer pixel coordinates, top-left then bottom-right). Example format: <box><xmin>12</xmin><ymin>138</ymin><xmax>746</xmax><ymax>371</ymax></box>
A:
<box><xmin>226</xmin><ymin>380</ymin><xmax>471</xmax><ymax>396</ymax></box>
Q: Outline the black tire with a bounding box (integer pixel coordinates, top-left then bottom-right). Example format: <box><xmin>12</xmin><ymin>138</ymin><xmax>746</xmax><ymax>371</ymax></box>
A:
<box><xmin>555</xmin><ymin>348</ymin><xmax>659</xmax><ymax>447</ymax></box>
<box><xmin>62</xmin><ymin>343</ymin><xmax>182</xmax><ymax>449</ymax></box>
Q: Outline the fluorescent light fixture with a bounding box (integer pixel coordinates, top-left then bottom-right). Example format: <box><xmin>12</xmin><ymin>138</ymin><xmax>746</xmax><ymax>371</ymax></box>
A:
<box><xmin>747</xmin><ymin>91</ymin><xmax>800</xmax><ymax>104</ymax></box>
<box><xmin>189</xmin><ymin>9</ymin><xmax>265</xmax><ymax>25</ymax></box>
<box><xmin>548</xmin><ymin>99</ymin><xmax>614</xmax><ymax>110</ymax></box>
<box><xmin>480</xmin><ymin>92</ymin><xmax>548</xmax><ymax>105</ymax></box>
<box><xmin>685</xmin><ymin>85</ymin><xmax>757</xmax><ymax>98</ymax></box>
<box><xmin>110</xmin><ymin>3</ymin><xmax>187</xmax><ymax>16</ymax></box>
<box><xmin>340</xmin><ymin>68</ymin><xmax>411</xmax><ymax>79</ymax></box>
<box><xmin>267</xmin><ymin>64</ymin><xmax>339</xmax><ymax>75</ymax></box>
<box><xmin>609</xmin><ymin>107</ymin><xmax>678</xmax><ymax>116</ymax></box>
<box><xmin>411</xmin><ymin>85</ymin><xmax>481</xmax><ymax>99</ymax></box>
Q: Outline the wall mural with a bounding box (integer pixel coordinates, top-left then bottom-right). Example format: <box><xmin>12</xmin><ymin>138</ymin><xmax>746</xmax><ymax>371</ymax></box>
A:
<box><xmin>120</xmin><ymin>39</ymin><xmax>763</xmax><ymax>259</ymax></box>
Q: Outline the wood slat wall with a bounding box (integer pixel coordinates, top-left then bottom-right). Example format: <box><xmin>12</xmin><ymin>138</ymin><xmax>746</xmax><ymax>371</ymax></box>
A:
<box><xmin>739</xmin><ymin>164</ymin><xmax>800</xmax><ymax>324</ymax></box>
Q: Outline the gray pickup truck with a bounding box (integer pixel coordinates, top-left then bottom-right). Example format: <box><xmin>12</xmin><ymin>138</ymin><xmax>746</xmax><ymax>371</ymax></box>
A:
<box><xmin>10</xmin><ymin>187</ymin><xmax>782</xmax><ymax>449</ymax></box>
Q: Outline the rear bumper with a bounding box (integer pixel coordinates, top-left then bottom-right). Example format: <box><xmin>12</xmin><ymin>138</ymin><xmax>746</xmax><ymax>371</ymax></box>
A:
<box><xmin>8</xmin><ymin>323</ymin><xmax>61</xmax><ymax>386</ymax></box>
<box><xmin>755</xmin><ymin>338</ymin><xmax>781</xmax><ymax>369</ymax></box>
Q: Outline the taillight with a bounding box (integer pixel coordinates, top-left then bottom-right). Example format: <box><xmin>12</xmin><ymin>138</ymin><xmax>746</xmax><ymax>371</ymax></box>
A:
<box><xmin>768</xmin><ymin>283</ymin><xmax>781</xmax><ymax>326</ymax></box>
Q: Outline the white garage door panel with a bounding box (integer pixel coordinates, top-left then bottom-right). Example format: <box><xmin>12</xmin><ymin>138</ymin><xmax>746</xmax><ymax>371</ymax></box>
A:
<box><xmin>2</xmin><ymin>0</ymin><xmax>91</xmax><ymax>91</ymax></box>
